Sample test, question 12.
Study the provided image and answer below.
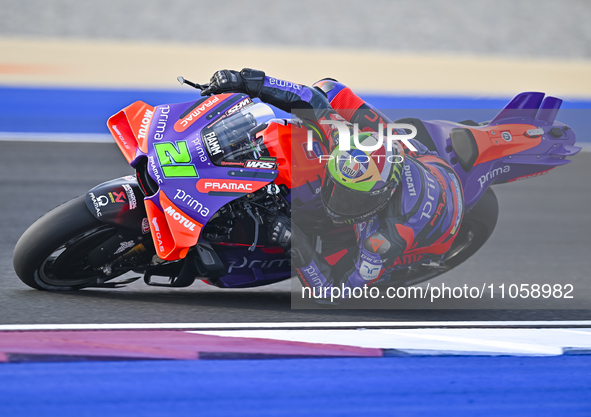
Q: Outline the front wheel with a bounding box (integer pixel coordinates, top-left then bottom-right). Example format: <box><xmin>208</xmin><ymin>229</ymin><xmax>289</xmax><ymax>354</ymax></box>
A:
<box><xmin>13</xmin><ymin>196</ymin><xmax>124</xmax><ymax>290</ymax></box>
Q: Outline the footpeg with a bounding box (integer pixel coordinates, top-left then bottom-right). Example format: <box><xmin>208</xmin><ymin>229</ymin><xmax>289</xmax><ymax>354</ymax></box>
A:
<box><xmin>91</xmin><ymin>276</ymin><xmax>141</xmax><ymax>288</ymax></box>
<box><xmin>143</xmin><ymin>270</ymin><xmax>195</xmax><ymax>287</ymax></box>
<box><xmin>421</xmin><ymin>260</ymin><xmax>446</xmax><ymax>269</ymax></box>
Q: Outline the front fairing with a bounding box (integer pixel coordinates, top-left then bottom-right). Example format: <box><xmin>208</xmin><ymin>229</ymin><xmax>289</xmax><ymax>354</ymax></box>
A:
<box><xmin>108</xmin><ymin>93</ymin><xmax>278</xmax><ymax>260</ymax></box>
<box><xmin>85</xmin><ymin>176</ymin><xmax>147</xmax><ymax>234</ymax></box>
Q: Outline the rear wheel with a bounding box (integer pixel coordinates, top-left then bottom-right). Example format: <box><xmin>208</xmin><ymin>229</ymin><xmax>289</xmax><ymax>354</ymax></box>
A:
<box><xmin>13</xmin><ymin>196</ymin><xmax>121</xmax><ymax>290</ymax></box>
<box><xmin>388</xmin><ymin>187</ymin><xmax>499</xmax><ymax>287</ymax></box>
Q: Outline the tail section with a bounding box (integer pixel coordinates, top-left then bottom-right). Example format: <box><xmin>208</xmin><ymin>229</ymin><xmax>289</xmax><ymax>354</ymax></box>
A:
<box><xmin>490</xmin><ymin>92</ymin><xmax>565</xmax><ymax>126</ymax></box>
<box><xmin>536</xmin><ymin>96</ymin><xmax>563</xmax><ymax>124</ymax></box>
<box><xmin>489</xmin><ymin>92</ymin><xmax>545</xmax><ymax>124</ymax></box>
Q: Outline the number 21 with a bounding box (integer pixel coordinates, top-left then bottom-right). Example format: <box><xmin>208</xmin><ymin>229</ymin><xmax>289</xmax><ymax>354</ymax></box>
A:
<box><xmin>154</xmin><ymin>141</ymin><xmax>198</xmax><ymax>178</ymax></box>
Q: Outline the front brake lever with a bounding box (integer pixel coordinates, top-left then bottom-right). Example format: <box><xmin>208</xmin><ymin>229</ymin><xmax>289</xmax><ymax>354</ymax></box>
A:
<box><xmin>177</xmin><ymin>76</ymin><xmax>209</xmax><ymax>91</ymax></box>
<box><xmin>243</xmin><ymin>203</ymin><xmax>259</xmax><ymax>252</ymax></box>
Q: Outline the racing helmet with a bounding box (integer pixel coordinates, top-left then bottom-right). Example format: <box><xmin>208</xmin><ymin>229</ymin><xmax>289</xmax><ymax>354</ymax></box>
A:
<box><xmin>321</xmin><ymin>132</ymin><xmax>404</xmax><ymax>224</ymax></box>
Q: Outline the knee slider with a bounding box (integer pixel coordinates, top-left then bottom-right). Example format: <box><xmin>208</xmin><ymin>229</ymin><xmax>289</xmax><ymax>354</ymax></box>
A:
<box><xmin>312</xmin><ymin>79</ymin><xmax>350</xmax><ymax>103</ymax></box>
<box><xmin>312</xmin><ymin>78</ymin><xmax>339</xmax><ymax>95</ymax></box>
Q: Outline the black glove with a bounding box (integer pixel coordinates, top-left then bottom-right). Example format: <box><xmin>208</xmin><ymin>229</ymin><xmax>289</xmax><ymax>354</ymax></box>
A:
<box><xmin>269</xmin><ymin>216</ymin><xmax>319</xmax><ymax>270</ymax></box>
<box><xmin>268</xmin><ymin>215</ymin><xmax>292</xmax><ymax>249</ymax></box>
<box><xmin>201</xmin><ymin>68</ymin><xmax>265</xmax><ymax>97</ymax></box>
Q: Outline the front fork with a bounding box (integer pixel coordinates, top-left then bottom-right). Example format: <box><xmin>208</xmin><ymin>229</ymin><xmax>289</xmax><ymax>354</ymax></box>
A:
<box><xmin>84</xmin><ymin>176</ymin><xmax>226</xmax><ymax>288</ymax></box>
<box><xmin>83</xmin><ymin>176</ymin><xmax>177</xmax><ymax>286</ymax></box>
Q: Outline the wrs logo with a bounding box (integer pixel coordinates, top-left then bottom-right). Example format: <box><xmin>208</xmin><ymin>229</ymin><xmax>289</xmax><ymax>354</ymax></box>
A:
<box><xmin>245</xmin><ymin>160</ymin><xmax>276</xmax><ymax>169</ymax></box>
<box><xmin>226</xmin><ymin>98</ymin><xmax>251</xmax><ymax>116</ymax></box>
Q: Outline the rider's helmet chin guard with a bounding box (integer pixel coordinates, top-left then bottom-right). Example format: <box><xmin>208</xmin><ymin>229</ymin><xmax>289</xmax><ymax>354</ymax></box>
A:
<box><xmin>321</xmin><ymin>132</ymin><xmax>404</xmax><ymax>225</ymax></box>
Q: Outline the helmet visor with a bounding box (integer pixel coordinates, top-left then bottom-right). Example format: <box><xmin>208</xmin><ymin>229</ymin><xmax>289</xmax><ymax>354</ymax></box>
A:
<box><xmin>321</xmin><ymin>174</ymin><xmax>393</xmax><ymax>219</ymax></box>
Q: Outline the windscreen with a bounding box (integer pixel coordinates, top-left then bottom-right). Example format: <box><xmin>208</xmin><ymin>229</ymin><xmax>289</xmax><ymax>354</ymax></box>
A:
<box><xmin>201</xmin><ymin>102</ymin><xmax>276</xmax><ymax>166</ymax></box>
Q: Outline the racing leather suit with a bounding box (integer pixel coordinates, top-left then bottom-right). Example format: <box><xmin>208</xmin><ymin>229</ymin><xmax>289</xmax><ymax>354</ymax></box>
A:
<box><xmin>249</xmin><ymin>75</ymin><xmax>465</xmax><ymax>293</ymax></box>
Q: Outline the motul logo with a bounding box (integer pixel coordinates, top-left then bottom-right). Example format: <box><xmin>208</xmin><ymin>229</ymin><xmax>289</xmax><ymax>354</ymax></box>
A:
<box><xmin>174</xmin><ymin>96</ymin><xmax>220</xmax><ymax>132</ymax></box>
<box><xmin>137</xmin><ymin>109</ymin><xmax>154</xmax><ymax>140</ymax></box>
<box><xmin>203</xmin><ymin>182</ymin><xmax>253</xmax><ymax>191</ymax></box>
<box><xmin>245</xmin><ymin>160</ymin><xmax>275</xmax><ymax>169</ymax></box>
<box><xmin>164</xmin><ymin>206</ymin><xmax>196</xmax><ymax>231</ymax></box>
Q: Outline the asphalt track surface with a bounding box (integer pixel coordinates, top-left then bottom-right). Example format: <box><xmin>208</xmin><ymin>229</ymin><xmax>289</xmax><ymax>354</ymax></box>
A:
<box><xmin>1</xmin><ymin>141</ymin><xmax>590</xmax><ymax>324</ymax></box>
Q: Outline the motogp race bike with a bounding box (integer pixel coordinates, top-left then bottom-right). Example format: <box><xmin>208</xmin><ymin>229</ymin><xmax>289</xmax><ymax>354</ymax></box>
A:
<box><xmin>13</xmin><ymin>79</ymin><xmax>582</xmax><ymax>291</ymax></box>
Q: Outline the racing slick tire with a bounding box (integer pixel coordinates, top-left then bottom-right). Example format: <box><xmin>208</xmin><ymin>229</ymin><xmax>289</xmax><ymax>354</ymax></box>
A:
<box><xmin>13</xmin><ymin>195</ymin><xmax>116</xmax><ymax>291</ymax></box>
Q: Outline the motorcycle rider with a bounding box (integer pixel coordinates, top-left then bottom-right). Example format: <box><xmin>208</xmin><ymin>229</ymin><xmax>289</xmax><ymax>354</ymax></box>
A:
<box><xmin>201</xmin><ymin>69</ymin><xmax>464</xmax><ymax>296</ymax></box>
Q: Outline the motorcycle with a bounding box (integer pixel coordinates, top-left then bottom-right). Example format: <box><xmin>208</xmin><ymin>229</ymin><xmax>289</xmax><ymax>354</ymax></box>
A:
<box><xmin>13</xmin><ymin>78</ymin><xmax>581</xmax><ymax>291</ymax></box>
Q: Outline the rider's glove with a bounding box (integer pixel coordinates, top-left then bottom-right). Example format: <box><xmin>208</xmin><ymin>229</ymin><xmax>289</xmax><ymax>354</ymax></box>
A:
<box><xmin>201</xmin><ymin>68</ymin><xmax>265</xmax><ymax>97</ymax></box>
<box><xmin>268</xmin><ymin>215</ymin><xmax>292</xmax><ymax>249</ymax></box>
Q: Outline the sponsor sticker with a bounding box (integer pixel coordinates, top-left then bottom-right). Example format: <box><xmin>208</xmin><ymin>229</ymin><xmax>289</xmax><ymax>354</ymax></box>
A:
<box><xmin>202</xmin><ymin>131</ymin><xmax>222</xmax><ymax>156</ymax></box>
<box><xmin>114</xmin><ymin>240</ymin><xmax>135</xmax><ymax>255</ymax></box>
<box><xmin>108</xmin><ymin>191</ymin><xmax>126</xmax><ymax>204</ymax></box>
<box><xmin>153</xmin><ymin>105</ymin><xmax>170</xmax><ymax>141</ymax></box>
<box><xmin>149</xmin><ymin>155</ymin><xmax>164</xmax><ymax>184</ymax></box>
<box><xmin>112</xmin><ymin>125</ymin><xmax>131</xmax><ymax>150</ymax></box>
<box><xmin>122</xmin><ymin>183</ymin><xmax>137</xmax><ymax>210</ymax></box>
<box><xmin>478</xmin><ymin>165</ymin><xmax>510</xmax><ymax>188</ymax></box>
<box><xmin>228</xmin><ymin>256</ymin><xmax>290</xmax><ymax>273</ymax></box>
<box><xmin>174</xmin><ymin>96</ymin><xmax>223</xmax><ymax>132</ymax></box>
<box><xmin>404</xmin><ymin>164</ymin><xmax>417</xmax><ymax>197</ymax></box>
<box><xmin>164</xmin><ymin>206</ymin><xmax>197</xmax><ymax>231</ymax></box>
<box><xmin>220</xmin><ymin>160</ymin><xmax>245</xmax><ymax>167</ymax></box>
<box><xmin>359</xmin><ymin>259</ymin><xmax>382</xmax><ymax>281</ymax></box>
<box><xmin>96</xmin><ymin>195</ymin><xmax>109</xmax><ymax>207</ymax></box>
<box><xmin>137</xmin><ymin>109</ymin><xmax>154</xmax><ymax>140</ymax></box>
<box><xmin>225</xmin><ymin>97</ymin><xmax>252</xmax><ymax>116</ymax></box>
<box><xmin>338</xmin><ymin>149</ymin><xmax>369</xmax><ymax>180</ymax></box>
<box><xmin>141</xmin><ymin>217</ymin><xmax>150</xmax><ymax>234</ymax></box>
<box><xmin>192</xmin><ymin>135</ymin><xmax>208</xmax><ymax>163</ymax></box>
<box><xmin>151</xmin><ymin>217</ymin><xmax>165</xmax><ymax>253</ymax></box>
<box><xmin>196</xmin><ymin>179</ymin><xmax>268</xmax><ymax>194</ymax></box>
<box><xmin>302</xmin><ymin>141</ymin><xmax>324</xmax><ymax>160</ymax></box>
<box><xmin>390</xmin><ymin>253</ymin><xmax>424</xmax><ymax>267</ymax></box>
<box><xmin>245</xmin><ymin>160</ymin><xmax>276</xmax><ymax>169</ymax></box>
<box><xmin>268</xmin><ymin>78</ymin><xmax>302</xmax><ymax>90</ymax></box>
<box><xmin>173</xmin><ymin>189</ymin><xmax>210</xmax><ymax>218</ymax></box>
<box><xmin>89</xmin><ymin>192</ymin><xmax>102</xmax><ymax>217</ymax></box>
